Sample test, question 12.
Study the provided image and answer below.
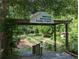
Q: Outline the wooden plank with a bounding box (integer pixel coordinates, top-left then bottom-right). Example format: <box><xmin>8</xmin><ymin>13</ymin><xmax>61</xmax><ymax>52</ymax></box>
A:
<box><xmin>14</xmin><ymin>19</ymin><xmax>71</xmax><ymax>25</ymax></box>
<box><xmin>35</xmin><ymin>44</ymin><xmax>40</xmax><ymax>55</ymax></box>
<box><xmin>32</xmin><ymin>43</ymin><xmax>42</xmax><ymax>56</ymax></box>
<box><xmin>65</xmin><ymin>50</ymin><xmax>78</xmax><ymax>57</ymax></box>
<box><xmin>32</xmin><ymin>45</ymin><xmax>36</xmax><ymax>55</ymax></box>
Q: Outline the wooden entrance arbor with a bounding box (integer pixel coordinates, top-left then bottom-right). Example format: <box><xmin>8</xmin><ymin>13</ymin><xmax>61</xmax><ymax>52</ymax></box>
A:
<box><xmin>15</xmin><ymin>19</ymin><xmax>71</xmax><ymax>51</ymax></box>
<box><xmin>0</xmin><ymin>0</ymin><xmax>72</xmax><ymax>56</ymax></box>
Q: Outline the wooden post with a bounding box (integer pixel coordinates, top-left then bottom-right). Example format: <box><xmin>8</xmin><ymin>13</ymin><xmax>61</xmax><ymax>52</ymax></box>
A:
<box><xmin>1</xmin><ymin>0</ymin><xmax>8</xmax><ymax>59</ymax></box>
<box><xmin>54</xmin><ymin>25</ymin><xmax>56</xmax><ymax>51</ymax></box>
<box><xmin>0</xmin><ymin>0</ymin><xmax>8</xmax><ymax>48</ymax></box>
<box><xmin>0</xmin><ymin>0</ymin><xmax>8</xmax><ymax>59</ymax></box>
<box><xmin>65</xmin><ymin>23</ymin><xmax>69</xmax><ymax>51</ymax></box>
<box><xmin>2</xmin><ymin>0</ymin><xmax>8</xmax><ymax>17</ymax></box>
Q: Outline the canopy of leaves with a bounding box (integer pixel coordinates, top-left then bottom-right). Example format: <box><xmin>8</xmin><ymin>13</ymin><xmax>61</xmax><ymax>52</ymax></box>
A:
<box><xmin>7</xmin><ymin>0</ymin><xmax>78</xmax><ymax>19</ymax></box>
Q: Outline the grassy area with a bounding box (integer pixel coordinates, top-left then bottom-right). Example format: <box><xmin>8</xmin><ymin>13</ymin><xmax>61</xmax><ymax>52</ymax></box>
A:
<box><xmin>23</xmin><ymin>34</ymin><xmax>66</xmax><ymax>51</ymax></box>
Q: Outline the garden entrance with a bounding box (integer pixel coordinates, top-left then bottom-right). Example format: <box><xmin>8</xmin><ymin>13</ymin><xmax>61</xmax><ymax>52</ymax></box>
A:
<box><xmin>0</xmin><ymin>0</ymin><xmax>77</xmax><ymax>59</ymax></box>
<box><xmin>1</xmin><ymin>19</ymin><xmax>73</xmax><ymax>59</ymax></box>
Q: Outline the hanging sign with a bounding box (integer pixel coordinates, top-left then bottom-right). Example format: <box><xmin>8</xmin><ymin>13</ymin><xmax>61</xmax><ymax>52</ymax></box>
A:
<box><xmin>30</xmin><ymin>12</ymin><xmax>54</xmax><ymax>23</ymax></box>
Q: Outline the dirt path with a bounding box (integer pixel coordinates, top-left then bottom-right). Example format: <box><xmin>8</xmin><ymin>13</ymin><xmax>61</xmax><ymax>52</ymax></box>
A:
<box><xmin>17</xmin><ymin>52</ymin><xmax>74</xmax><ymax>59</ymax></box>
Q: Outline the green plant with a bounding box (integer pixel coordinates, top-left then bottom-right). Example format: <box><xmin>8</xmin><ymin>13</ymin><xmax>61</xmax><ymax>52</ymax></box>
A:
<box><xmin>46</xmin><ymin>44</ymin><xmax>53</xmax><ymax>51</ymax></box>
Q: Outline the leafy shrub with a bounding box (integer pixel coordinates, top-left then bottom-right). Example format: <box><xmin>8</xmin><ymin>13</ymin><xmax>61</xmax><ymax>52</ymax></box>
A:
<box><xmin>46</xmin><ymin>44</ymin><xmax>53</xmax><ymax>51</ymax></box>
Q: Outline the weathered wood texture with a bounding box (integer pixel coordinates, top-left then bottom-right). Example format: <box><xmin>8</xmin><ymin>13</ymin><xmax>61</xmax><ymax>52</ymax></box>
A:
<box><xmin>0</xmin><ymin>0</ymin><xmax>8</xmax><ymax>59</ymax></box>
<box><xmin>65</xmin><ymin>24</ymin><xmax>69</xmax><ymax>50</ymax></box>
<box><xmin>0</xmin><ymin>0</ymin><xmax>8</xmax><ymax>48</ymax></box>
<box><xmin>13</xmin><ymin>19</ymin><xmax>71</xmax><ymax>25</ymax></box>
<box><xmin>54</xmin><ymin>25</ymin><xmax>56</xmax><ymax>51</ymax></box>
<box><xmin>32</xmin><ymin>43</ymin><xmax>42</xmax><ymax>56</ymax></box>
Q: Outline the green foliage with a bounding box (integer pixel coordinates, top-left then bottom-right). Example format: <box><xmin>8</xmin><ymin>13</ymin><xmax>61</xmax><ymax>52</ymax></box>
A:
<box><xmin>4</xmin><ymin>18</ymin><xmax>16</xmax><ymax>47</ymax></box>
<box><xmin>7</xmin><ymin>0</ymin><xmax>77</xmax><ymax>18</ymax></box>
<box><xmin>1</xmin><ymin>0</ymin><xmax>77</xmax><ymax>56</ymax></box>
<box><xmin>46</xmin><ymin>44</ymin><xmax>53</xmax><ymax>51</ymax></box>
<box><xmin>69</xmin><ymin>18</ymin><xmax>78</xmax><ymax>52</ymax></box>
<box><xmin>2</xmin><ymin>18</ymin><xmax>17</xmax><ymax>59</ymax></box>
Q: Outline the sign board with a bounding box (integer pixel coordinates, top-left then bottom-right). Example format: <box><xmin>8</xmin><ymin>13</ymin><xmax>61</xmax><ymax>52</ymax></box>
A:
<box><xmin>30</xmin><ymin>12</ymin><xmax>54</xmax><ymax>23</ymax></box>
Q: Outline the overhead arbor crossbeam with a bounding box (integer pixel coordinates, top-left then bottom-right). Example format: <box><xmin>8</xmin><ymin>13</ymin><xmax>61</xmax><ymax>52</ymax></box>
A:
<box><xmin>14</xmin><ymin>19</ymin><xmax>71</xmax><ymax>25</ymax></box>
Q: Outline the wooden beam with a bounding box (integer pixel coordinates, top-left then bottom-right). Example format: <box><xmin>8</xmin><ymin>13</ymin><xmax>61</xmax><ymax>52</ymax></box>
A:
<box><xmin>14</xmin><ymin>19</ymin><xmax>71</xmax><ymax>25</ymax></box>
<box><xmin>2</xmin><ymin>0</ymin><xmax>8</xmax><ymax>17</ymax></box>
<box><xmin>54</xmin><ymin>25</ymin><xmax>56</xmax><ymax>51</ymax></box>
<box><xmin>0</xmin><ymin>0</ymin><xmax>8</xmax><ymax>49</ymax></box>
<box><xmin>65</xmin><ymin>24</ymin><xmax>69</xmax><ymax>50</ymax></box>
<box><xmin>65</xmin><ymin>50</ymin><xmax>78</xmax><ymax>57</ymax></box>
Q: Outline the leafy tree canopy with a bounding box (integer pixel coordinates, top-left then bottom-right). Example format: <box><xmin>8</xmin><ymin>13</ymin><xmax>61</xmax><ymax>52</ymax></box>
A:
<box><xmin>8</xmin><ymin>0</ymin><xmax>77</xmax><ymax>19</ymax></box>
